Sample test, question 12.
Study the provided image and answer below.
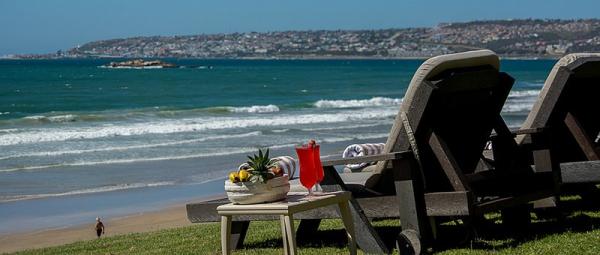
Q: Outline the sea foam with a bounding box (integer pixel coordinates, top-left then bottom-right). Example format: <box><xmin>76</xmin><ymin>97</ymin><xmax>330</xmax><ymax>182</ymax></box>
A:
<box><xmin>321</xmin><ymin>133</ymin><xmax>389</xmax><ymax>143</ymax></box>
<box><xmin>0</xmin><ymin>131</ymin><xmax>262</xmax><ymax>160</ymax></box>
<box><xmin>0</xmin><ymin>108</ymin><xmax>396</xmax><ymax>146</ymax></box>
<box><xmin>0</xmin><ymin>181</ymin><xmax>175</xmax><ymax>203</ymax></box>
<box><xmin>314</xmin><ymin>97</ymin><xmax>402</xmax><ymax>108</ymax></box>
<box><xmin>0</xmin><ymin>133</ymin><xmax>391</xmax><ymax>173</ymax></box>
<box><xmin>503</xmin><ymin>89</ymin><xmax>540</xmax><ymax>113</ymax></box>
<box><xmin>227</xmin><ymin>104</ymin><xmax>280</xmax><ymax>113</ymax></box>
<box><xmin>19</xmin><ymin>113</ymin><xmax>108</xmax><ymax>124</ymax></box>
<box><xmin>508</xmin><ymin>89</ymin><xmax>541</xmax><ymax>98</ymax></box>
<box><xmin>11</xmin><ymin>105</ymin><xmax>280</xmax><ymax>126</ymax></box>
<box><xmin>0</xmin><ymin>147</ymin><xmax>262</xmax><ymax>172</ymax></box>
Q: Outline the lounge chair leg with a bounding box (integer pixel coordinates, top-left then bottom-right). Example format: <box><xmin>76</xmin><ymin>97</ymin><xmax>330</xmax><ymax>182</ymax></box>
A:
<box><xmin>579</xmin><ymin>184</ymin><xmax>600</xmax><ymax>204</ymax></box>
<box><xmin>394</xmin><ymin>157</ymin><xmax>431</xmax><ymax>253</ymax></box>
<box><xmin>230</xmin><ymin>221</ymin><xmax>250</xmax><ymax>249</ymax></box>
<box><xmin>322</xmin><ymin>166</ymin><xmax>391</xmax><ymax>254</ymax></box>
<box><xmin>533</xmin><ymin>197</ymin><xmax>558</xmax><ymax>209</ymax></box>
<box><xmin>501</xmin><ymin>204</ymin><xmax>531</xmax><ymax>233</ymax></box>
<box><xmin>338</xmin><ymin>201</ymin><xmax>358</xmax><ymax>255</ymax></box>
<box><xmin>396</xmin><ymin>229</ymin><xmax>421</xmax><ymax>255</ymax></box>
<box><xmin>459</xmin><ymin>215</ymin><xmax>487</xmax><ymax>245</ymax></box>
<box><xmin>347</xmin><ymin>197</ymin><xmax>391</xmax><ymax>254</ymax></box>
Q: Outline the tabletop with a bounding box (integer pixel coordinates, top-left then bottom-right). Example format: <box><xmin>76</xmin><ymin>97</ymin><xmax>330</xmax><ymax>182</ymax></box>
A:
<box><xmin>217</xmin><ymin>191</ymin><xmax>351</xmax><ymax>215</ymax></box>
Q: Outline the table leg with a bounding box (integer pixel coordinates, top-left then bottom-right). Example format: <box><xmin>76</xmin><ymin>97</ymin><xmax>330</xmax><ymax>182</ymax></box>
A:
<box><xmin>280</xmin><ymin>215</ymin><xmax>289</xmax><ymax>255</ymax></box>
<box><xmin>221</xmin><ymin>215</ymin><xmax>232</xmax><ymax>255</ymax></box>
<box><xmin>339</xmin><ymin>201</ymin><xmax>357</xmax><ymax>255</ymax></box>
<box><xmin>284</xmin><ymin>214</ymin><xmax>297</xmax><ymax>255</ymax></box>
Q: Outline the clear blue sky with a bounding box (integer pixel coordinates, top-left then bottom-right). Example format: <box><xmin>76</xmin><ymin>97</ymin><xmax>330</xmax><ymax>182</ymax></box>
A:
<box><xmin>0</xmin><ymin>0</ymin><xmax>598</xmax><ymax>55</ymax></box>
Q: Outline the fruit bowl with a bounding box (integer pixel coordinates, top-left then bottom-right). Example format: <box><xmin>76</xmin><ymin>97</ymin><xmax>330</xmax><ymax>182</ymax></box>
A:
<box><xmin>225</xmin><ymin>174</ymin><xmax>290</xmax><ymax>204</ymax></box>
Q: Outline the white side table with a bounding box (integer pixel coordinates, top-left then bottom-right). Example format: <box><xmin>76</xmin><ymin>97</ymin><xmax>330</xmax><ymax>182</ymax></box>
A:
<box><xmin>217</xmin><ymin>191</ymin><xmax>357</xmax><ymax>255</ymax></box>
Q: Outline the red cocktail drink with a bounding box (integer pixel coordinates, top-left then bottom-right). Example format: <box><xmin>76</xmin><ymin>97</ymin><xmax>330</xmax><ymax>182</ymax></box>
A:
<box><xmin>296</xmin><ymin>141</ymin><xmax>325</xmax><ymax>196</ymax></box>
<box><xmin>296</xmin><ymin>146</ymin><xmax>317</xmax><ymax>192</ymax></box>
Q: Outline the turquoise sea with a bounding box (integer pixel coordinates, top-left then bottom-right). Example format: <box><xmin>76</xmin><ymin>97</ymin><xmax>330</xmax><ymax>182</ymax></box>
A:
<box><xmin>0</xmin><ymin>59</ymin><xmax>555</xmax><ymax>233</ymax></box>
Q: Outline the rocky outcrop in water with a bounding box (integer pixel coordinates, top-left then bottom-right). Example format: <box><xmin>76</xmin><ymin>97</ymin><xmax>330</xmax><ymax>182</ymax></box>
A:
<box><xmin>104</xmin><ymin>59</ymin><xmax>177</xmax><ymax>68</ymax></box>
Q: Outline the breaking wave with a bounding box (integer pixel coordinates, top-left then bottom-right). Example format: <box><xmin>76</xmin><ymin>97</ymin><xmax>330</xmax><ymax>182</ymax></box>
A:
<box><xmin>0</xmin><ymin>131</ymin><xmax>262</xmax><ymax>160</ymax></box>
<box><xmin>0</xmin><ymin>108</ymin><xmax>396</xmax><ymax>146</ymax></box>
<box><xmin>314</xmin><ymin>97</ymin><xmax>402</xmax><ymax>108</ymax></box>
<box><xmin>8</xmin><ymin>104</ymin><xmax>280</xmax><ymax>126</ymax></box>
<box><xmin>503</xmin><ymin>89</ymin><xmax>541</xmax><ymax>113</ymax></box>
<box><xmin>0</xmin><ymin>148</ymin><xmax>261</xmax><ymax>173</ymax></box>
<box><xmin>21</xmin><ymin>114</ymin><xmax>105</xmax><ymax>124</ymax></box>
<box><xmin>508</xmin><ymin>89</ymin><xmax>540</xmax><ymax>98</ymax></box>
<box><xmin>0</xmin><ymin>181</ymin><xmax>175</xmax><ymax>203</ymax></box>
<box><xmin>226</xmin><ymin>104</ymin><xmax>280</xmax><ymax>113</ymax></box>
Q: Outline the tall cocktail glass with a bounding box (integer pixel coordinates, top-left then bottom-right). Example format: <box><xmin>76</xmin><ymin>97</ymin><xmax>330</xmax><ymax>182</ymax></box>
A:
<box><xmin>296</xmin><ymin>145</ymin><xmax>317</xmax><ymax>197</ymax></box>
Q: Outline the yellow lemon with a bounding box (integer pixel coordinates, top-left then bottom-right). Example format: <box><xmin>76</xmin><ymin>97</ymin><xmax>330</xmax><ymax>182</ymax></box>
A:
<box><xmin>238</xmin><ymin>170</ymin><xmax>250</xmax><ymax>182</ymax></box>
<box><xmin>228</xmin><ymin>171</ymin><xmax>239</xmax><ymax>183</ymax></box>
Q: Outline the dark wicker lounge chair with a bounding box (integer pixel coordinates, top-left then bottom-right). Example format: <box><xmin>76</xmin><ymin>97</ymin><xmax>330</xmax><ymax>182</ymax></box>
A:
<box><xmin>517</xmin><ymin>53</ymin><xmax>600</xmax><ymax>205</ymax></box>
<box><xmin>318</xmin><ymin>50</ymin><xmax>559</xmax><ymax>254</ymax></box>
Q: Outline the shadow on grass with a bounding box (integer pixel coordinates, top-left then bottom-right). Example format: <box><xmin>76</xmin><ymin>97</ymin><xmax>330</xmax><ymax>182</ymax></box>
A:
<box><xmin>242</xmin><ymin>229</ymin><xmax>350</xmax><ymax>249</ymax></box>
<box><xmin>240</xmin><ymin>191</ymin><xmax>600</xmax><ymax>253</ymax></box>
<box><xmin>435</xmin><ymin>191</ymin><xmax>600</xmax><ymax>252</ymax></box>
<box><xmin>241</xmin><ymin>224</ymin><xmax>401</xmax><ymax>250</ymax></box>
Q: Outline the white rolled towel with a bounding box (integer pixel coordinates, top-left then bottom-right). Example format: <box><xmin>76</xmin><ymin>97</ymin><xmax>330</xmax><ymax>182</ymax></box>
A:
<box><xmin>271</xmin><ymin>156</ymin><xmax>297</xmax><ymax>179</ymax></box>
<box><xmin>342</xmin><ymin>143</ymin><xmax>385</xmax><ymax>170</ymax></box>
<box><xmin>238</xmin><ymin>162</ymin><xmax>250</xmax><ymax>170</ymax></box>
<box><xmin>238</xmin><ymin>156</ymin><xmax>298</xmax><ymax>179</ymax></box>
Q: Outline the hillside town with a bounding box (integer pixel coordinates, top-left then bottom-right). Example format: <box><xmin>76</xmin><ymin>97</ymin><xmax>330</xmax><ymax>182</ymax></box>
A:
<box><xmin>9</xmin><ymin>19</ymin><xmax>600</xmax><ymax>59</ymax></box>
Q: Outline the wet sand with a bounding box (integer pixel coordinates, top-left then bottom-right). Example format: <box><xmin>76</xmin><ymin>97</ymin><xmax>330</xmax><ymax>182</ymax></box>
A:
<box><xmin>0</xmin><ymin>200</ymin><xmax>207</xmax><ymax>254</ymax></box>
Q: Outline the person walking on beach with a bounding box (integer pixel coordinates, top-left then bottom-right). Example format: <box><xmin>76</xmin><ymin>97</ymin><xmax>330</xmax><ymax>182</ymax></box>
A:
<box><xmin>95</xmin><ymin>217</ymin><xmax>105</xmax><ymax>238</ymax></box>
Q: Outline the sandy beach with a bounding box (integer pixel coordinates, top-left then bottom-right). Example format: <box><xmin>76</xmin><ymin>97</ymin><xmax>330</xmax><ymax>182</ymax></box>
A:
<box><xmin>0</xmin><ymin>201</ymin><xmax>202</xmax><ymax>254</ymax></box>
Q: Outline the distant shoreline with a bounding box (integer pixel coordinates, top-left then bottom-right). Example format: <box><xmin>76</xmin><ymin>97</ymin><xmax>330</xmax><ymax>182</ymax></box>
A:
<box><xmin>1</xmin><ymin>55</ymin><xmax>562</xmax><ymax>61</ymax></box>
<box><xmin>10</xmin><ymin>19</ymin><xmax>597</xmax><ymax>60</ymax></box>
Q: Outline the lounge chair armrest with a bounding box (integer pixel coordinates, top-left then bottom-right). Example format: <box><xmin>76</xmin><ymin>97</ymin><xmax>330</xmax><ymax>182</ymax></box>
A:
<box><xmin>510</xmin><ymin>127</ymin><xmax>547</xmax><ymax>136</ymax></box>
<box><xmin>322</xmin><ymin>151</ymin><xmax>412</xmax><ymax>167</ymax></box>
<box><xmin>514</xmin><ymin>127</ymin><xmax>553</xmax><ymax>148</ymax></box>
<box><xmin>490</xmin><ymin>127</ymin><xmax>547</xmax><ymax>139</ymax></box>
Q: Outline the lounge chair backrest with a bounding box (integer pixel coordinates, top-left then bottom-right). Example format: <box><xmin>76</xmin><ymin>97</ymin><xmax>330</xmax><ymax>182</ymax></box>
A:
<box><xmin>366</xmin><ymin>50</ymin><xmax>514</xmax><ymax>192</ymax></box>
<box><xmin>520</xmin><ymin>53</ymin><xmax>600</xmax><ymax>162</ymax></box>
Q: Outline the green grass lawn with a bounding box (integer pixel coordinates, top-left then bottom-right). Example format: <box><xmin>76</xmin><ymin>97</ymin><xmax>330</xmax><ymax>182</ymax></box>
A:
<box><xmin>8</xmin><ymin>196</ymin><xmax>600</xmax><ymax>255</ymax></box>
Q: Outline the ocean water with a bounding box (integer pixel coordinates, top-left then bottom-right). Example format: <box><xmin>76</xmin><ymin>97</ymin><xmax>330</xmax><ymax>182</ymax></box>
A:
<box><xmin>0</xmin><ymin>59</ymin><xmax>555</xmax><ymax>233</ymax></box>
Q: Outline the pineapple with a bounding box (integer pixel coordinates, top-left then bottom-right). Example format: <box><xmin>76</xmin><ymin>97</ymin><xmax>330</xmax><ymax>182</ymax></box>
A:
<box><xmin>246</xmin><ymin>148</ymin><xmax>277</xmax><ymax>184</ymax></box>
